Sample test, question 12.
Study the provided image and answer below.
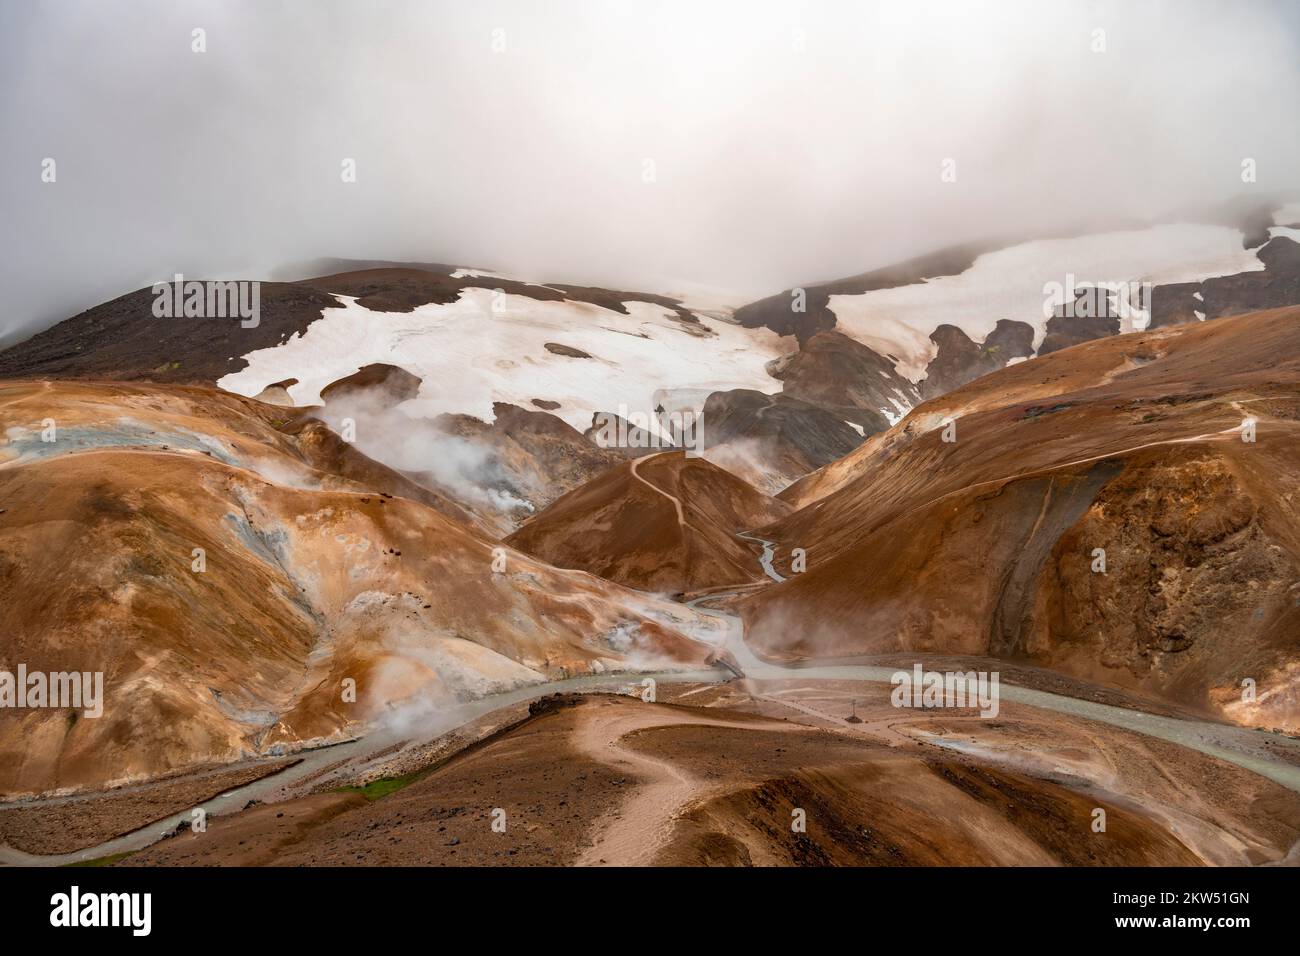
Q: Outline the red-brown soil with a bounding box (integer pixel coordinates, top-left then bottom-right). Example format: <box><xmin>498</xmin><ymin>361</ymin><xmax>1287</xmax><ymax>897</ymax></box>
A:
<box><xmin>747</xmin><ymin>306</ymin><xmax>1300</xmax><ymax>732</ymax></box>
<box><xmin>506</xmin><ymin>451</ymin><xmax>790</xmax><ymax>594</ymax></box>
<box><xmin>0</xmin><ymin>758</ymin><xmax>298</xmax><ymax>854</ymax></box>
<box><xmin>116</xmin><ymin>690</ymin><xmax>1300</xmax><ymax>867</ymax></box>
<box><xmin>0</xmin><ymin>381</ymin><xmax>719</xmax><ymax>797</ymax></box>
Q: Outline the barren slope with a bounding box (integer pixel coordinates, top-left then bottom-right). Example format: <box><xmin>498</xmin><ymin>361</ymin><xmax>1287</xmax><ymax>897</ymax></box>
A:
<box><xmin>123</xmin><ymin>690</ymin><xmax>1300</xmax><ymax>867</ymax></box>
<box><xmin>745</xmin><ymin>306</ymin><xmax>1300</xmax><ymax>732</ymax></box>
<box><xmin>0</xmin><ymin>381</ymin><xmax>724</xmax><ymax>797</ymax></box>
<box><xmin>506</xmin><ymin>451</ymin><xmax>791</xmax><ymax>594</ymax></box>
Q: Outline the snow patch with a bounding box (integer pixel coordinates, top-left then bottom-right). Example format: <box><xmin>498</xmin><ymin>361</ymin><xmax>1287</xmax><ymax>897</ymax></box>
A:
<box><xmin>218</xmin><ymin>290</ymin><xmax>785</xmax><ymax>434</ymax></box>
<box><xmin>449</xmin><ymin>267</ymin><xmax>507</xmax><ymax>280</ymax></box>
<box><xmin>826</xmin><ymin>224</ymin><xmax>1265</xmax><ymax>382</ymax></box>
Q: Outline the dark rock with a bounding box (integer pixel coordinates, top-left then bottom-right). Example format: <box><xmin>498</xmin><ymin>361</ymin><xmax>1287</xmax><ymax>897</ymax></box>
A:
<box><xmin>770</xmin><ymin>330</ymin><xmax>921</xmax><ymax>433</ymax></box>
<box><xmin>920</xmin><ymin>320</ymin><xmax>1034</xmax><ymax>399</ymax></box>
<box><xmin>320</xmin><ymin>363</ymin><xmax>423</xmax><ymax>403</ymax></box>
<box><xmin>543</xmin><ymin>343</ymin><xmax>592</xmax><ymax>359</ymax></box>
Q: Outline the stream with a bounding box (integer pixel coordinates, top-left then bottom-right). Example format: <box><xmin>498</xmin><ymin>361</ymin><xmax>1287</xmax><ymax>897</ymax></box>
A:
<box><xmin>5</xmin><ymin>530</ymin><xmax>1300</xmax><ymax>866</ymax></box>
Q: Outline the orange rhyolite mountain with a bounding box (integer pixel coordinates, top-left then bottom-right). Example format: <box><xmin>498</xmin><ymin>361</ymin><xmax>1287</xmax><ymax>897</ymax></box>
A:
<box><xmin>507</xmin><ymin>451</ymin><xmax>791</xmax><ymax>595</ymax></box>
<box><xmin>743</xmin><ymin>306</ymin><xmax>1300</xmax><ymax>732</ymax></box>
<box><xmin>0</xmin><ymin>381</ymin><xmax>721</xmax><ymax>797</ymax></box>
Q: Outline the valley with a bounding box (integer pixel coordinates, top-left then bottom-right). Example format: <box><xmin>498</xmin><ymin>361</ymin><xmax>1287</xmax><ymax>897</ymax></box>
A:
<box><xmin>3</xmin><ymin>205</ymin><xmax>1300</xmax><ymax>868</ymax></box>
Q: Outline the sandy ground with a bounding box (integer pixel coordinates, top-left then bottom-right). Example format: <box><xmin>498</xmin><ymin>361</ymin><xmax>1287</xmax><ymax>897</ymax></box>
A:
<box><xmin>0</xmin><ymin>757</ymin><xmax>299</xmax><ymax>855</ymax></box>
<box><xmin>101</xmin><ymin>684</ymin><xmax>1300</xmax><ymax>867</ymax></box>
<box><xmin>128</xmin><ymin>696</ymin><xmax>631</xmax><ymax>866</ymax></box>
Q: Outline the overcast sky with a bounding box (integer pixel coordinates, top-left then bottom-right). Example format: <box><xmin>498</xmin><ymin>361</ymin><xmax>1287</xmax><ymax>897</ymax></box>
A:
<box><xmin>2</xmin><ymin>0</ymin><xmax>1298</xmax><ymax>341</ymax></box>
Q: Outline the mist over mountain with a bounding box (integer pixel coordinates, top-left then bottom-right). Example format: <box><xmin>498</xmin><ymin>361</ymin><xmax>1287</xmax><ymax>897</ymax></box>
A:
<box><xmin>2</xmin><ymin>0</ymin><xmax>1299</xmax><ymax>342</ymax></box>
<box><xmin>7</xmin><ymin>0</ymin><xmax>1300</xmax><ymax>888</ymax></box>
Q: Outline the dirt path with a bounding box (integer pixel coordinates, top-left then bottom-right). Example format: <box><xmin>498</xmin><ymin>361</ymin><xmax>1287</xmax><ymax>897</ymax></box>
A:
<box><xmin>629</xmin><ymin>453</ymin><xmax>687</xmax><ymax>526</ymax></box>
<box><xmin>572</xmin><ymin>702</ymin><xmax>795</xmax><ymax>866</ymax></box>
<box><xmin>0</xmin><ymin>667</ymin><xmax>725</xmax><ymax>867</ymax></box>
<box><xmin>10</xmin><ymin>441</ymin><xmax>1300</xmax><ymax>867</ymax></box>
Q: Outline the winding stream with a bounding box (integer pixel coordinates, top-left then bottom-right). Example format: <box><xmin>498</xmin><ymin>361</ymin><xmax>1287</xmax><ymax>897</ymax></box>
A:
<box><xmin>5</xmin><ymin>530</ymin><xmax>1300</xmax><ymax>866</ymax></box>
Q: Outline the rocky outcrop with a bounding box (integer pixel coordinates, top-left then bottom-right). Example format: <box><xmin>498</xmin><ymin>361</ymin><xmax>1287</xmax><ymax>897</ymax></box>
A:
<box><xmin>1150</xmin><ymin>237</ymin><xmax>1300</xmax><ymax>329</ymax></box>
<box><xmin>768</xmin><ymin>330</ymin><xmax>922</xmax><ymax>433</ymax></box>
<box><xmin>920</xmin><ymin>320</ymin><xmax>1034</xmax><ymax>399</ymax></box>
<box><xmin>320</xmin><ymin>364</ymin><xmax>423</xmax><ymax>403</ymax></box>
<box><xmin>701</xmin><ymin>389</ymin><xmax>862</xmax><ymax>495</ymax></box>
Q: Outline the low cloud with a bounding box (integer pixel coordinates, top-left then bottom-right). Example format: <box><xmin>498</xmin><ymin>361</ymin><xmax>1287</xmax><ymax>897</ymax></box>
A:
<box><xmin>315</xmin><ymin>389</ymin><xmax>534</xmax><ymax>518</ymax></box>
<box><xmin>2</xmin><ymin>0</ymin><xmax>1298</xmax><ymax>342</ymax></box>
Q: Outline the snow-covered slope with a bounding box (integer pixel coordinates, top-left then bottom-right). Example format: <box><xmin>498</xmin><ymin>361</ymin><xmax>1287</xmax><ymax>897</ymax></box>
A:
<box><xmin>218</xmin><ymin>288</ymin><xmax>787</xmax><ymax>434</ymax></box>
<box><xmin>826</xmin><ymin>223</ymin><xmax>1264</xmax><ymax>382</ymax></box>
